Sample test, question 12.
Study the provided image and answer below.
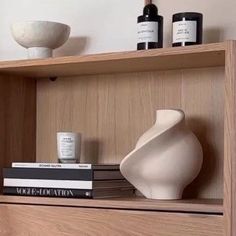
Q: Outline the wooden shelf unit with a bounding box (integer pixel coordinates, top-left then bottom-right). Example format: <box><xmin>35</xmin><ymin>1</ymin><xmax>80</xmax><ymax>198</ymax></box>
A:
<box><xmin>0</xmin><ymin>41</ymin><xmax>235</xmax><ymax>235</ymax></box>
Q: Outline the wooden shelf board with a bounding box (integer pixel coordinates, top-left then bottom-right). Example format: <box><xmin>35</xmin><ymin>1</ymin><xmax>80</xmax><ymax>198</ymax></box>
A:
<box><xmin>0</xmin><ymin>196</ymin><xmax>223</xmax><ymax>214</ymax></box>
<box><xmin>0</xmin><ymin>42</ymin><xmax>226</xmax><ymax>78</ymax></box>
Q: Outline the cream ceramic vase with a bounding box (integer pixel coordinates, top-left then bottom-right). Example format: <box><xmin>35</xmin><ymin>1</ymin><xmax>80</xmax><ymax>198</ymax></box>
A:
<box><xmin>120</xmin><ymin>109</ymin><xmax>203</xmax><ymax>200</ymax></box>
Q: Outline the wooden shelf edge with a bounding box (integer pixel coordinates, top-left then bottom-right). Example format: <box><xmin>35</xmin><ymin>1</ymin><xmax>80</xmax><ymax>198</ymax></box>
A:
<box><xmin>0</xmin><ymin>196</ymin><xmax>223</xmax><ymax>214</ymax></box>
<box><xmin>0</xmin><ymin>42</ymin><xmax>226</xmax><ymax>69</ymax></box>
<box><xmin>0</xmin><ymin>42</ymin><xmax>227</xmax><ymax>78</ymax></box>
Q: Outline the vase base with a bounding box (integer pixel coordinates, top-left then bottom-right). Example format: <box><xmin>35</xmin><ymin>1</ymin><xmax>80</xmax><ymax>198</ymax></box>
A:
<box><xmin>144</xmin><ymin>186</ymin><xmax>183</xmax><ymax>200</ymax></box>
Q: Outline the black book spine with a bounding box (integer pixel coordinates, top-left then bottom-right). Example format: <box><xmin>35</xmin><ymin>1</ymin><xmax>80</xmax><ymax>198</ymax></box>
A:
<box><xmin>3</xmin><ymin>168</ymin><xmax>93</xmax><ymax>180</ymax></box>
<box><xmin>3</xmin><ymin>187</ymin><xmax>93</xmax><ymax>199</ymax></box>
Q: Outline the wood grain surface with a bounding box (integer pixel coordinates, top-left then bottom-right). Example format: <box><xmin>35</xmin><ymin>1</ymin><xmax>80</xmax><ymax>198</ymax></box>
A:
<box><xmin>0</xmin><ymin>204</ymin><xmax>223</xmax><ymax>236</ymax></box>
<box><xmin>37</xmin><ymin>66</ymin><xmax>224</xmax><ymax>199</ymax></box>
<box><xmin>0</xmin><ymin>42</ymin><xmax>230</xmax><ymax>236</ymax></box>
<box><xmin>0</xmin><ymin>196</ymin><xmax>223</xmax><ymax>214</ymax></box>
<box><xmin>0</xmin><ymin>75</ymin><xmax>36</xmax><ymax>190</ymax></box>
<box><xmin>0</xmin><ymin>42</ymin><xmax>225</xmax><ymax>77</ymax></box>
<box><xmin>224</xmin><ymin>40</ymin><xmax>236</xmax><ymax>236</ymax></box>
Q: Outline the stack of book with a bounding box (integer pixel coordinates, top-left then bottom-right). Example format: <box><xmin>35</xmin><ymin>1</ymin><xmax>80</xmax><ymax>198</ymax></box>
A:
<box><xmin>3</xmin><ymin>163</ymin><xmax>134</xmax><ymax>199</ymax></box>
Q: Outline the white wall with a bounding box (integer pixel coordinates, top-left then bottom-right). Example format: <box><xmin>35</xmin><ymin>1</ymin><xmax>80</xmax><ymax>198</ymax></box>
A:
<box><xmin>0</xmin><ymin>0</ymin><xmax>236</xmax><ymax>60</ymax></box>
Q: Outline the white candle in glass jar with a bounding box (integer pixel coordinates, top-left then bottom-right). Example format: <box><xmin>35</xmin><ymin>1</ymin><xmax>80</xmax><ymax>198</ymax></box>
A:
<box><xmin>57</xmin><ymin>132</ymin><xmax>81</xmax><ymax>163</ymax></box>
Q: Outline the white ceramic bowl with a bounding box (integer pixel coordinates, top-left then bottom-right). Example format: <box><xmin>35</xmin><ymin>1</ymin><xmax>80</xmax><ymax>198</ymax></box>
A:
<box><xmin>11</xmin><ymin>21</ymin><xmax>71</xmax><ymax>59</ymax></box>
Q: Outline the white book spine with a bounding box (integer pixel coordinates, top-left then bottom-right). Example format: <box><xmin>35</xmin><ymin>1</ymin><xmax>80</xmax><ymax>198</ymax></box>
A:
<box><xmin>12</xmin><ymin>163</ymin><xmax>92</xmax><ymax>169</ymax></box>
<box><xmin>4</xmin><ymin>178</ymin><xmax>93</xmax><ymax>189</ymax></box>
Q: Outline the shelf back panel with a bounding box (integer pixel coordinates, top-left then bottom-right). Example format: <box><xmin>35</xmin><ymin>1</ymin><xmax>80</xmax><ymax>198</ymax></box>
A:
<box><xmin>37</xmin><ymin>67</ymin><xmax>224</xmax><ymax>199</ymax></box>
<box><xmin>0</xmin><ymin>75</ymin><xmax>36</xmax><ymax>189</ymax></box>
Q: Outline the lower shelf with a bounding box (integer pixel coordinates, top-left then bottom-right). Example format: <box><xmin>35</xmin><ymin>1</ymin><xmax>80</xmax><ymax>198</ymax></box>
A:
<box><xmin>0</xmin><ymin>195</ymin><xmax>223</xmax><ymax>214</ymax></box>
<box><xmin>0</xmin><ymin>203</ymin><xmax>223</xmax><ymax>236</ymax></box>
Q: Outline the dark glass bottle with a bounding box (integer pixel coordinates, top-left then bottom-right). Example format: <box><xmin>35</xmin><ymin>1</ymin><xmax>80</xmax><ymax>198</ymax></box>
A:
<box><xmin>137</xmin><ymin>3</ymin><xmax>163</xmax><ymax>50</ymax></box>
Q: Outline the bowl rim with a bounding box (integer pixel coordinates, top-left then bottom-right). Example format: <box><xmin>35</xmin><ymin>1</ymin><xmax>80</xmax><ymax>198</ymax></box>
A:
<box><xmin>11</xmin><ymin>20</ymin><xmax>70</xmax><ymax>29</ymax></box>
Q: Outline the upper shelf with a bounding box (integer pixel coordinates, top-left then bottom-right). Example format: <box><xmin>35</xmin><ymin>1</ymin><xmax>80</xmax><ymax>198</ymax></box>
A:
<box><xmin>0</xmin><ymin>42</ymin><xmax>226</xmax><ymax>78</ymax></box>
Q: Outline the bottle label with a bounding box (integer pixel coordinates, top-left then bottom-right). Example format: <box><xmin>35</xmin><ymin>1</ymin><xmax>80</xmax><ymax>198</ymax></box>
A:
<box><xmin>137</xmin><ymin>22</ymin><xmax>158</xmax><ymax>43</ymax></box>
<box><xmin>172</xmin><ymin>20</ymin><xmax>197</xmax><ymax>43</ymax></box>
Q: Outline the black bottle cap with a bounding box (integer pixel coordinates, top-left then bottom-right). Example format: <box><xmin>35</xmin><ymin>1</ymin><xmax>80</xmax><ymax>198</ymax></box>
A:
<box><xmin>143</xmin><ymin>4</ymin><xmax>158</xmax><ymax>16</ymax></box>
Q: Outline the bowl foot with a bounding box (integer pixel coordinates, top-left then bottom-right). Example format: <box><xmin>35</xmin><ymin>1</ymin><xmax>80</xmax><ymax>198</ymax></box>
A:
<box><xmin>28</xmin><ymin>47</ymin><xmax>53</xmax><ymax>59</ymax></box>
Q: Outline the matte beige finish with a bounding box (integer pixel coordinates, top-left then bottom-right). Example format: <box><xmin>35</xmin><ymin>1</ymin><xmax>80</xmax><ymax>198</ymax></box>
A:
<box><xmin>37</xmin><ymin>67</ymin><xmax>224</xmax><ymax>199</ymax></box>
<box><xmin>0</xmin><ymin>75</ymin><xmax>36</xmax><ymax>189</ymax></box>
<box><xmin>0</xmin><ymin>196</ymin><xmax>223</xmax><ymax>214</ymax></box>
<box><xmin>120</xmin><ymin>109</ymin><xmax>203</xmax><ymax>200</ymax></box>
<box><xmin>0</xmin><ymin>204</ymin><xmax>223</xmax><ymax>236</ymax></box>
<box><xmin>0</xmin><ymin>42</ymin><xmax>225</xmax><ymax>77</ymax></box>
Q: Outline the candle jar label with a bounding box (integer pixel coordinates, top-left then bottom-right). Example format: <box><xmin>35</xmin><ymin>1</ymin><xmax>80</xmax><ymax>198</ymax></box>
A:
<box><xmin>137</xmin><ymin>22</ymin><xmax>158</xmax><ymax>43</ymax></box>
<box><xmin>172</xmin><ymin>20</ymin><xmax>197</xmax><ymax>43</ymax></box>
<box><xmin>59</xmin><ymin>136</ymin><xmax>75</xmax><ymax>158</ymax></box>
<box><xmin>57</xmin><ymin>132</ymin><xmax>81</xmax><ymax>163</ymax></box>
